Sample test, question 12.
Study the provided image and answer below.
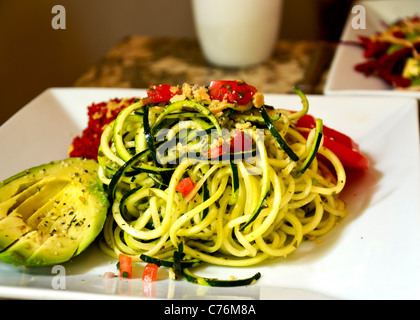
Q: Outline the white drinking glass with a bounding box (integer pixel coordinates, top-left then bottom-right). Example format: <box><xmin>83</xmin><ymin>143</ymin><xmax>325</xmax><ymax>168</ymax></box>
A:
<box><xmin>191</xmin><ymin>0</ymin><xmax>283</xmax><ymax>68</ymax></box>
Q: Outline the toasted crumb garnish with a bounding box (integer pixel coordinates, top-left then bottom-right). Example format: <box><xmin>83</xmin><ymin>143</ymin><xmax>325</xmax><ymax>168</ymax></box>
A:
<box><xmin>193</xmin><ymin>86</ymin><xmax>211</xmax><ymax>102</ymax></box>
<box><xmin>252</xmin><ymin>92</ymin><xmax>265</xmax><ymax>108</ymax></box>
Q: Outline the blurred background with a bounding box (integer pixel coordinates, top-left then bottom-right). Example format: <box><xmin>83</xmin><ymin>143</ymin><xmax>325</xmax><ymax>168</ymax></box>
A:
<box><xmin>0</xmin><ymin>0</ymin><xmax>353</xmax><ymax>125</ymax></box>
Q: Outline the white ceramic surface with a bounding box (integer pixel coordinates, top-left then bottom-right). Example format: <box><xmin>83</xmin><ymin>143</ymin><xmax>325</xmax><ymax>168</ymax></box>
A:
<box><xmin>0</xmin><ymin>88</ymin><xmax>419</xmax><ymax>300</ymax></box>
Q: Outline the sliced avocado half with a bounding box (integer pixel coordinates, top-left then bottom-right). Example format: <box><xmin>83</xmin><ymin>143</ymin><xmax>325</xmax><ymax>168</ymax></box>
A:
<box><xmin>0</xmin><ymin>158</ymin><xmax>109</xmax><ymax>266</ymax></box>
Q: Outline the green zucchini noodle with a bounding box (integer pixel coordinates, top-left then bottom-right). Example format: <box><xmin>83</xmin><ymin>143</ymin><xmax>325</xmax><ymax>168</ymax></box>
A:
<box><xmin>97</xmin><ymin>84</ymin><xmax>347</xmax><ymax>267</ymax></box>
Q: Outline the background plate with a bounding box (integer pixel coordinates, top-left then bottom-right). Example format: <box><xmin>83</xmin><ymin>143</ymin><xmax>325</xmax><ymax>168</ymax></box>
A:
<box><xmin>324</xmin><ymin>0</ymin><xmax>420</xmax><ymax>97</ymax></box>
<box><xmin>0</xmin><ymin>88</ymin><xmax>419</xmax><ymax>300</ymax></box>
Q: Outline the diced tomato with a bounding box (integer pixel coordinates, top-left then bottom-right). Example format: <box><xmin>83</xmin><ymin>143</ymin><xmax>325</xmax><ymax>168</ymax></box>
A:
<box><xmin>200</xmin><ymin>140</ymin><xmax>229</xmax><ymax>160</ymax></box>
<box><xmin>203</xmin><ymin>131</ymin><xmax>253</xmax><ymax>160</ymax></box>
<box><xmin>142</xmin><ymin>263</ymin><xmax>159</xmax><ymax>282</ymax></box>
<box><xmin>175</xmin><ymin>177</ymin><xmax>197</xmax><ymax>197</ymax></box>
<box><xmin>295</xmin><ymin>114</ymin><xmax>369</xmax><ymax>170</ymax></box>
<box><xmin>208</xmin><ymin>80</ymin><xmax>257</xmax><ymax>105</ymax></box>
<box><xmin>208</xmin><ymin>144</ymin><xmax>225</xmax><ymax>159</ymax></box>
<box><xmin>145</xmin><ymin>84</ymin><xmax>181</xmax><ymax>104</ymax></box>
<box><xmin>230</xmin><ymin>130</ymin><xmax>253</xmax><ymax>153</ymax></box>
<box><xmin>118</xmin><ymin>254</ymin><xmax>132</xmax><ymax>279</ymax></box>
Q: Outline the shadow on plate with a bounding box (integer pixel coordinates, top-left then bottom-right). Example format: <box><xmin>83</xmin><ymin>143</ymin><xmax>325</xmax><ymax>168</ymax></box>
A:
<box><xmin>0</xmin><ymin>155</ymin><xmax>383</xmax><ymax>299</ymax></box>
<box><xmin>260</xmin><ymin>158</ymin><xmax>382</xmax><ymax>266</ymax></box>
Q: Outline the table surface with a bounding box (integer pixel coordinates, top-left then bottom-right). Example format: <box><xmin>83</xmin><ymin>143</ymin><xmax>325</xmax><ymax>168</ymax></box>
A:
<box><xmin>74</xmin><ymin>36</ymin><xmax>334</xmax><ymax>94</ymax></box>
<box><xmin>75</xmin><ymin>36</ymin><xmax>420</xmax><ymax>125</ymax></box>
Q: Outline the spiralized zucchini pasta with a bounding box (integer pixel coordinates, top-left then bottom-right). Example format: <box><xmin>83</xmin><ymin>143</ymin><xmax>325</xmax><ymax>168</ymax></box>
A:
<box><xmin>97</xmin><ymin>81</ymin><xmax>348</xmax><ymax>268</ymax></box>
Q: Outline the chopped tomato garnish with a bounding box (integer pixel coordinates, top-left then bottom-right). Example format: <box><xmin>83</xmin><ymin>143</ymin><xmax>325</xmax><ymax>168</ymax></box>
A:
<box><xmin>118</xmin><ymin>254</ymin><xmax>132</xmax><ymax>279</ymax></box>
<box><xmin>145</xmin><ymin>84</ymin><xmax>181</xmax><ymax>104</ymax></box>
<box><xmin>208</xmin><ymin>80</ymin><xmax>257</xmax><ymax>105</ymax></box>
<box><xmin>208</xmin><ymin>144</ymin><xmax>225</xmax><ymax>159</ymax></box>
<box><xmin>142</xmin><ymin>263</ymin><xmax>159</xmax><ymax>282</ymax></box>
<box><xmin>175</xmin><ymin>177</ymin><xmax>197</xmax><ymax>197</ymax></box>
<box><xmin>230</xmin><ymin>130</ymin><xmax>253</xmax><ymax>153</ymax></box>
<box><xmin>207</xmin><ymin>142</ymin><xmax>230</xmax><ymax>159</ymax></box>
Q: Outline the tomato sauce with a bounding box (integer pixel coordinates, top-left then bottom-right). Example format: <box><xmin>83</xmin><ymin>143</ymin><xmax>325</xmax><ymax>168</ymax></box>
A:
<box><xmin>69</xmin><ymin>97</ymin><xmax>137</xmax><ymax>160</ymax></box>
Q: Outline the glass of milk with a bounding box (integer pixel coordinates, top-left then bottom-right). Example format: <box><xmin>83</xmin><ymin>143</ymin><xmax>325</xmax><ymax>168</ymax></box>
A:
<box><xmin>191</xmin><ymin>0</ymin><xmax>283</xmax><ymax>68</ymax></box>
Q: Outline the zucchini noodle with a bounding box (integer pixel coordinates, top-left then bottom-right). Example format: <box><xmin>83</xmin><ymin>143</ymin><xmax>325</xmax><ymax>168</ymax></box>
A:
<box><xmin>97</xmin><ymin>84</ymin><xmax>348</xmax><ymax>268</ymax></box>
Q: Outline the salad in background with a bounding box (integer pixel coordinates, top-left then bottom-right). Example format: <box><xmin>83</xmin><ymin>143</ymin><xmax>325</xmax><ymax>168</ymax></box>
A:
<box><xmin>355</xmin><ymin>15</ymin><xmax>420</xmax><ymax>89</ymax></box>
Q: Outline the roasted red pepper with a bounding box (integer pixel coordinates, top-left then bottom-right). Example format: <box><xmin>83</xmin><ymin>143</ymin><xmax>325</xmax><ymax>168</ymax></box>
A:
<box><xmin>354</xmin><ymin>33</ymin><xmax>420</xmax><ymax>88</ymax></box>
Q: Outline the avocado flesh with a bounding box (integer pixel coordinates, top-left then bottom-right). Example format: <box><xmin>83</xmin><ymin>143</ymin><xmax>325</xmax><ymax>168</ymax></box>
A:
<box><xmin>0</xmin><ymin>214</ymin><xmax>32</xmax><ymax>250</ymax></box>
<box><xmin>0</xmin><ymin>158</ymin><xmax>109</xmax><ymax>266</ymax></box>
<box><xmin>0</xmin><ymin>230</ymin><xmax>49</xmax><ymax>265</ymax></box>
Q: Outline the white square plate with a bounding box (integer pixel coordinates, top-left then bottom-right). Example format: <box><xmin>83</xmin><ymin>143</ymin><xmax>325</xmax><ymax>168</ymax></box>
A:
<box><xmin>0</xmin><ymin>88</ymin><xmax>419</xmax><ymax>300</ymax></box>
<box><xmin>324</xmin><ymin>0</ymin><xmax>420</xmax><ymax>97</ymax></box>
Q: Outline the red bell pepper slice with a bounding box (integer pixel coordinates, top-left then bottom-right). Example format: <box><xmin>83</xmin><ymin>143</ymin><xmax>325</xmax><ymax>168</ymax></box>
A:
<box><xmin>142</xmin><ymin>263</ymin><xmax>159</xmax><ymax>282</ymax></box>
<box><xmin>298</xmin><ymin>114</ymin><xmax>359</xmax><ymax>152</ymax></box>
<box><xmin>175</xmin><ymin>177</ymin><xmax>197</xmax><ymax>197</ymax></box>
<box><xmin>118</xmin><ymin>254</ymin><xmax>132</xmax><ymax>279</ymax></box>
<box><xmin>208</xmin><ymin>80</ymin><xmax>257</xmax><ymax>105</ymax></box>
<box><xmin>295</xmin><ymin>114</ymin><xmax>369</xmax><ymax>170</ymax></box>
<box><xmin>323</xmin><ymin>126</ymin><xmax>360</xmax><ymax>153</ymax></box>
<box><xmin>322</xmin><ymin>137</ymin><xmax>369</xmax><ymax>170</ymax></box>
<box><xmin>295</xmin><ymin>113</ymin><xmax>317</xmax><ymax>130</ymax></box>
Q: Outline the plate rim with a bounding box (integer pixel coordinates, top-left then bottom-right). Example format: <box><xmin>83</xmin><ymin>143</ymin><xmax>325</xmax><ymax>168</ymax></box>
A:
<box><xmin>0</xmin><ymin>87</ymin><xmax>419</xmax><ymax>300</ymax></box>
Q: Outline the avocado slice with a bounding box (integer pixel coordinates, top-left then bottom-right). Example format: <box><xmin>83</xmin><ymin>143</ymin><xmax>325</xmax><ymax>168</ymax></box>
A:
<box><xmin>0</xmin><ymin>214</ymin><xmax>32</xmax><ymax>250</ymax></box>
<box><xmin>0</xmin><ymin>158</ymin><xmax>109</xmax><ymax>266</ymax></box>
